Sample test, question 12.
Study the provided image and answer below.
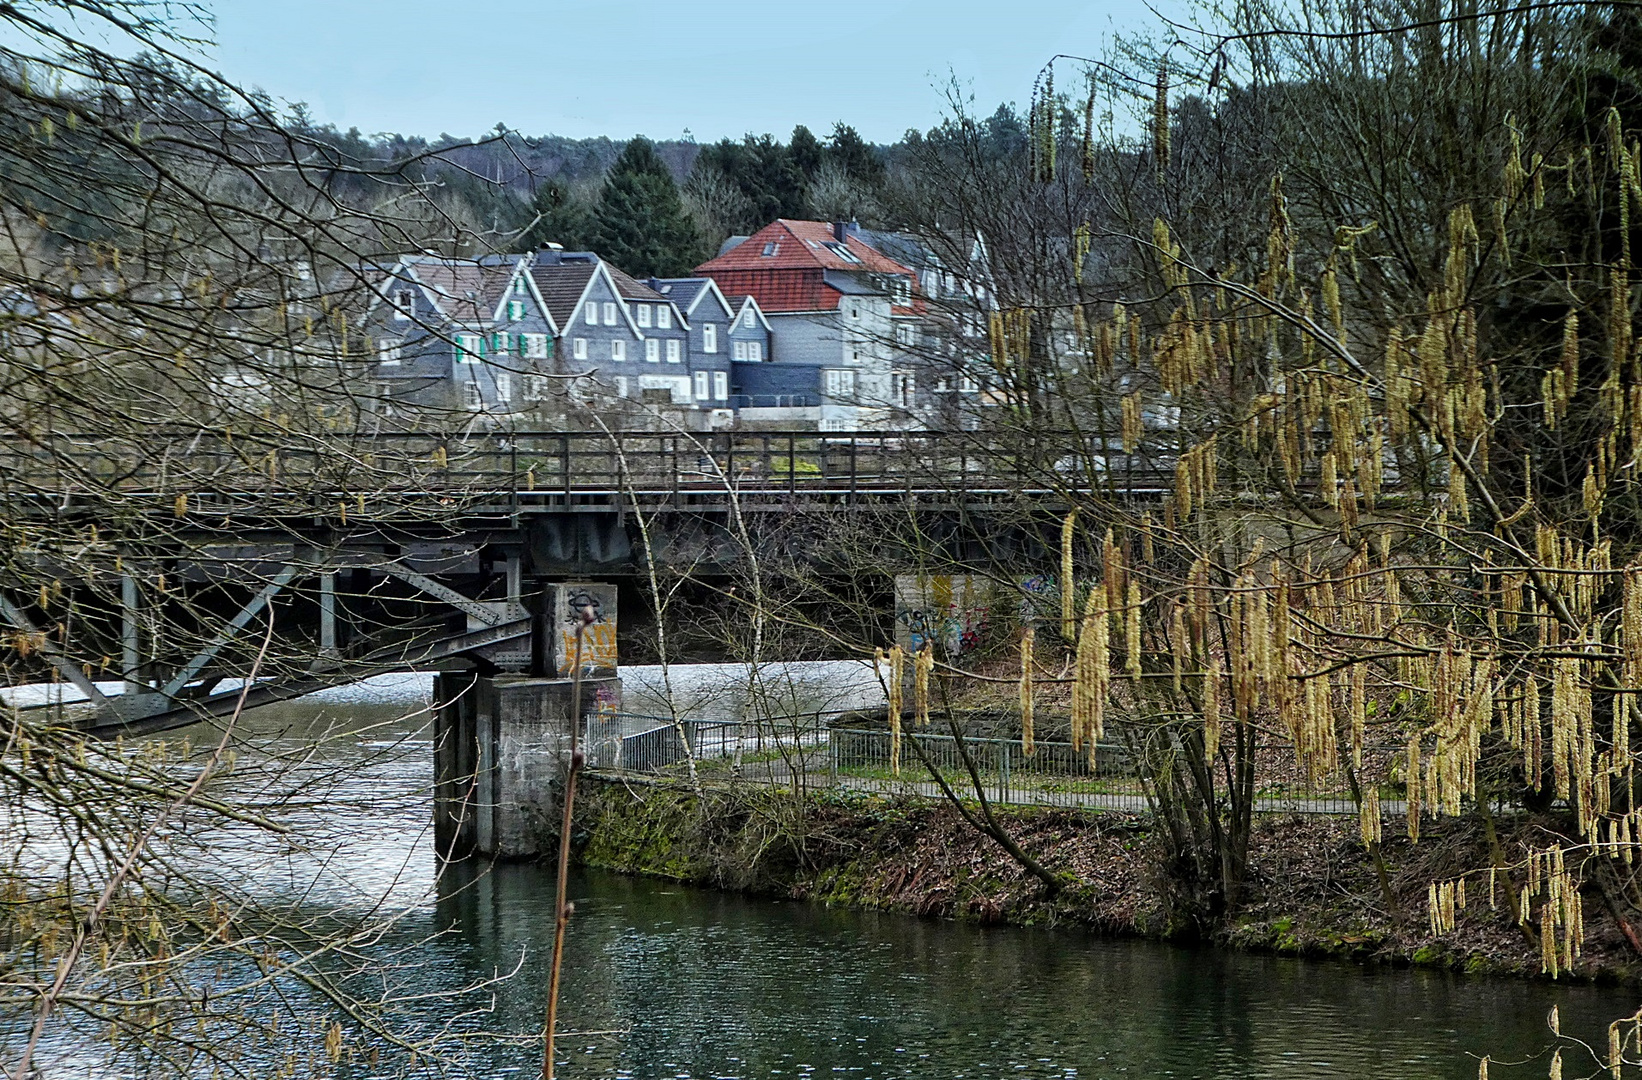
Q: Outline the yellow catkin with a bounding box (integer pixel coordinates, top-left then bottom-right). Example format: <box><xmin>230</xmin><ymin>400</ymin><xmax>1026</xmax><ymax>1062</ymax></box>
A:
<box><xmin>1360</xmin><ymin>787</ymin><xmax>1382</xmax><ymax>848</ymax></box>
<box><xmin>914</xmin><ymin>646</ymin><xmax>933</xmax><ymax>729</ymax></box>
<box><xmin>1126</xmin><ymin>581</ymin><xmax>1143</xmax><ymax>680</ymax></box>
<box><xmin>1061</xmin><ymin>511</ymin><xmax>1078</xmax><ymax>641</ymax></box>
<box><xmin>1020</xmin><ymin>628</ymin><xmax>1036</xmax><ymax>758</ymax></box>
<box><xmin>887</xmin><ymin>645</ymin><xmax>905</xmax><ymax>733</ymax></box>
<box><xmin>174</xmin><ymin>493</ymin><xmax>188</xmax><ymax>518</ymax></box>
<box><xmin>1407</xmin><ymin>736</ymin><xmax>1422</xmax><ymax>842</ymax></box>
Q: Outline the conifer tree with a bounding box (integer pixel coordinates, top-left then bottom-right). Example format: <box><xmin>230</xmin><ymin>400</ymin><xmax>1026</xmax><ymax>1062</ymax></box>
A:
<box><xmin>590</xmin><ymin>135</ymin><xmax>703</xmax><ymax>277</ymax></box>
<box><xmin>520</xmin><ymin>178</ymin><xmax>593</xmax><ymax>251</ymax></box>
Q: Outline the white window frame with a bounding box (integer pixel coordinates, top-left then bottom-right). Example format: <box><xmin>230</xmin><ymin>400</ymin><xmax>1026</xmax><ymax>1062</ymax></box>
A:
<box><xmin>602</xmin><ymin>302</ymin><xmax>618</xmax><ymax>326</ymax></box>
<box><xmin>492</xmin><ymin>331</ymin><xmax>509</xmax><ymax>354</ymax></box>
<box><xmin>377</xmin><ymin>339</ymin><xmax>402</xmax><ymax>366</ymax></box>
<box><xmin>636</xmin><ymin>304</ymin><xmax>652</xmax><ymax>328</ymax></box>
<box><xmin>523</xmin><ymin>374</ymin><xmax>547</xmax><ymax>401</ymax></box>
<box><xmin>392</xmin><ymin>289</ymin><xmax>415</xmax><ymax>321</ymax></box>
<box><xmin>743</xmin><ymin>308</ymin><xmax>755</xmax><ymax>328</ymax></box>
<box><xmin>585</xmin><ymin>302</ymin><xmax>599</xmax><ymax>326</ymax></box>
<box><xmin>825</xmin><ymin>369</ymin><xmax>855</xmax><ymax>397</ymax></box>
<box><xmin>611</xmin><ymin>339</ymin><xmax>627</xmax><ymax>361</ymax></box>
<box><xmin>703</xmin><ymin>323</ymin><xmax>717</xmax><ymax>353</ymax></box>
<box><xmin>733</xmin><ymin>341</ymin><xmax>746</xmax><ymax>361</ymax></box>
<box><xmin>747</xmin><ymin>341</ymin><xmax>762</xmax><ymax>362</ymax></box>
<box><xmin>657</xmin><ymin>306</ymin><xmax>672</xmax><ymax>329</ymax></box>
<box><xmin>850</xmin><ymin>303</ymin><xmax>861</xmax><ymax>321</ymax></box>
<box><xmin>645</xmin><ymin>339</ymin><xmax>659</xmax><ymax>363</ymax></box>
<box><xmin>694</xmin><ymin>371</ymin><xmax>709</xmax><ymax>399</ymax></box>
<box><xmin>524</xmin><ymin>333</ymin><xmax>549</xmax><ymax>359</ymax></box>
<box><xmin>713</xmin><ymin>371</ymin><xmax>728</xmax><ymax>400</ymax></box>
<box><xmin>613</xmin><ymin>375</ymin><xmax>630</xmax><ymax>398</ymax></box>
<box><xmin>960</xmin><ymin>375</ymin><xmax>981</xmax><ymax>394</ymax></box>
<box><xmin>455</xmin><ymin>333</ymin><xmax>481</xmax><ymax>363</ymax></box>
<box><xmin>573</xmin><ymin>337</ymin><xmax>588</xmax><ymax>360</ymax></box>
<box><xmin>508</xmin><ymin>300</ymin><xmax>524</xmax><ymax>321</ymax></box>
<box><xmin>495</xmin><ymin>372</ymin><xmax>512</xmax><ymax>402</ymax></box>
<box><xmin>666</xmin><ymin>339</ymin><xmax>681</xmax><ymax>364</ymax></box>
<box><xmin>462</xmin><ymin>380</ymin><xmax>483</xmax><ymax>409</ymax></box>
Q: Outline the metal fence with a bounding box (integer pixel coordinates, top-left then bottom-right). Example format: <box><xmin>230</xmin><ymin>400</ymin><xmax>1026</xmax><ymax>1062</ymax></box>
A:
<box><xmin>589</xmin><ymin>716</ymin><xmax>1400</xmax><ymax>817</ymax></box>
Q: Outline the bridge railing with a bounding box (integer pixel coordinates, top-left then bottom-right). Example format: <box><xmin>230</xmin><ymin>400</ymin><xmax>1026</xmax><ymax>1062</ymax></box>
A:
<box><xmin>0</xmin><ymin>430</ymin><xmax>1172</xmax><ymax>511</ymax></box>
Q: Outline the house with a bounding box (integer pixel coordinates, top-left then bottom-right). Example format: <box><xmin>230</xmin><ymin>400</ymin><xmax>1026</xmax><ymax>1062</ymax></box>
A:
<box><xmin>694</xmin><ymin>219</ymin><xmax>924</xmax><ymax>430</ymax></box>
<box><xmin>646</xmin><ymin>276</ymin><xmax>765</xmax><ymax>422</ymax></box>
<box><xmin>362</xmin><ymin>253</ymin><xmax>557</xmax><ymax>422</ymax></box>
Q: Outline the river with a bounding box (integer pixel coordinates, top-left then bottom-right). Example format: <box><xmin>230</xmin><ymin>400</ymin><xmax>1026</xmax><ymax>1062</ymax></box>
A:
<box><xmin>9</xmin><ymin>671</ymin><xmax>1642</xmax><ymax>1078</ymax></box>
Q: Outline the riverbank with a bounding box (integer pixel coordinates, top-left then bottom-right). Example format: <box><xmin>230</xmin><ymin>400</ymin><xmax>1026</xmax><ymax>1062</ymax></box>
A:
<box><xmin>574</xmin><ymin>777</ymin><xmax>1642</xmax><ymax>984</ymax></box>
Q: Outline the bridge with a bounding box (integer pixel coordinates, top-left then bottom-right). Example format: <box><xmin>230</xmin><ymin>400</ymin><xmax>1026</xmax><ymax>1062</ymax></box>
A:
<box><xmin>1</xmin><ymin>428</ymin><xmax>1158</xmax><ymax>857</ymax></box>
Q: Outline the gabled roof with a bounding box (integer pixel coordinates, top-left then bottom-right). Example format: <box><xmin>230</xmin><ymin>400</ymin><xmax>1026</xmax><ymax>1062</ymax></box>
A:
<box><xmin>529</xmin><ymin>258</ymin><xmax>599</xmax><ymax>330</ymax></box>
<box><xmin>695</xmin><ymin>219</ymin><xmax>918</xmax><ymax>277</ymax></box>
<box><xmin>649</xmin><ymin>276</ymin><xmax>735</xmax><ymax>321</ymax></box>
<box><xmin>725</xmin><ymin>294</ymin><xmax>772</xmax><ymax>332</ymax></box>
<box><xmin>605</xmin><ymin>264</ymin><xmax>669</xmax><ymax>303</ymax></box>
<box><xmin>396</xmin><ymin>254</ymin><xmax>517</xmax><ymax>326</ymax></box>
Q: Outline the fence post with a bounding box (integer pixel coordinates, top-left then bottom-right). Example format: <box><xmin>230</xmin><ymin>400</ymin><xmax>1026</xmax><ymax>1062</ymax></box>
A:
<box><xmin>829</xmin><ymin>727</ymin><xmax>838</xmax><ymax>790</ymax></box>
<box><xmin>1000</xmin><ymin>742</ymin><xmax>1011</xmax><ymax>805</ymax></box>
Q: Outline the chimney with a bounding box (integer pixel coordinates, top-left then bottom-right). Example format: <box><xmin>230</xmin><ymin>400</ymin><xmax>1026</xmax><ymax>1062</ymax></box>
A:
<box><xmin>537</xmin><ymin>242</ymin><xmax>563</xmax><ymax>266</ymax></box>
<box><xmin>832</xmin><ymin>221</ymin><xmax>847</xmax><ymax>243</ymax></box>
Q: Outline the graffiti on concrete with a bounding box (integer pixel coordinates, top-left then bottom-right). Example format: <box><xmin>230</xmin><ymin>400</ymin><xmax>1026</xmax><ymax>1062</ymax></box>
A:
<box><xmin>895</xmin><ymin>574</ymin><xmax>992</xmax><ymax>658</ymax></box>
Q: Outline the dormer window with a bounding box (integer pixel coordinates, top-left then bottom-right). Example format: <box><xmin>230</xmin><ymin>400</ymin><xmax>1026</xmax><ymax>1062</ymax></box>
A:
<box><xmin>392</xmin><ymin>289</ymin><xmax>415</xmax><ymax>321</ymax></box>
<box><xmin>743</xmin><ymin>308</ymin><xmax>756</xmax><ymax>328</ymax></box>
<box><xmin>657</xmin><ymin>306</ymin><xmax>672</xmax><ymax>329</ymax></box>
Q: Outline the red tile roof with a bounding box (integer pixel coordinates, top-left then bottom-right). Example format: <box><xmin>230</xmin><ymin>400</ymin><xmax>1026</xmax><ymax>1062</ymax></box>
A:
<box><xmin>696</xmin><ymin>219</ymin><xmax>916</xmax><ymax>276</ymax></box>
<box><xmin>694</xmin><ymin>220</ymin><xmax>920</xmax><ymax>313</ymax></box>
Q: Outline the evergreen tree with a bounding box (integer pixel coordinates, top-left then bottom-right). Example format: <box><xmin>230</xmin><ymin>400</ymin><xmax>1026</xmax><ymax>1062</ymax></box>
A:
<box><xmin>520</xmin><ymin>179</ymin><xmax>593</xmax><ymax>251</ymax></box>
<box><xmin>827</xmin><ymin>122</ymin><xmax>885</xmax><ymax>185</ymax></box>
<box><xmin>691</xmin><ymin>133</ymin><xmax>809</xmax><ymax>230</ymax></box>
<box><xmin>589</xmin><ymin>135</ymin><xmax>703</xmax><ymax>277</ymax></box>
<box><xmin>789</xmin><ymin>124</ymin><xmax>825</xmax><ymax>181</ymax></box>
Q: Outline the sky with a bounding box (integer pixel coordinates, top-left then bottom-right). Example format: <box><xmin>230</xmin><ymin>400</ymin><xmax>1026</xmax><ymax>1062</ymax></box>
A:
<box><xmin>197</xmin><ymin>0</ymin><xmax>1174</xmax><ymax>145</ymax></box>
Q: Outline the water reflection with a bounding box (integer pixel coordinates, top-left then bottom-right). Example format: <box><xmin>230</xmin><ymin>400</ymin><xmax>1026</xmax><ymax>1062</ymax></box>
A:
<box><xmin>429</xmin><ymin>865</ymin><xmax>1634</xmax><ymax>1080</ymax></box>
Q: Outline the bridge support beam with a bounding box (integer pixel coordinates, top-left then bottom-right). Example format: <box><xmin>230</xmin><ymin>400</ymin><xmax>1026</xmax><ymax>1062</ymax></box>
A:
<box><xmin>433</xmin><ymin>672</ymin><xmax>620</xmax><ymax>860</ymax></box>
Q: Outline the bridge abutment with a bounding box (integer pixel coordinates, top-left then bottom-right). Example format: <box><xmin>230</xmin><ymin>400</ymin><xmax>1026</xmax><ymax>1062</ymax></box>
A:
<box><xmin>433</xmin><ymin>582</ymin><xmax>621</xmax><ymax>860</ymax></box>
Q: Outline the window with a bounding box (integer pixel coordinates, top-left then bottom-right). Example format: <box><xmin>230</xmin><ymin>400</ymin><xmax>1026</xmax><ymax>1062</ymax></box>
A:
<box><xmin>602</xmin><ymin>302</ymin><xmax>617</xmax><ymax>326</ymax></box>
<box><xmin>637</xmin><ymin>304</ymin><xmax>651</xmax><ymax>327</ymax></box>
<box><xmin>825</xmin><ymin>242</ymin><xmax>861</xmax><ymax>264</ymax></box>
<box><xmin>746</xmin><ymin>341</ymin><xmax>762</xmax><ymax>362</ymax></box>
<box><xmin>524</xmin><ymin>333</ymin><xmax>549</xmax><ymax>359</ymax></box>
<box><xmin>890</xmin><ymin>277</ymin><xmax>912</xmax><ymax>306</ymax></box>
<box><xmin>376</xmin><ymin>339</ymin><xmax>402</xmax><ymax>365</ymax></box>
<box><xmin>847</xmin><ymin>348</ymin><xmax>860</xmax><ymax>364</ymax></box>
<box><xmin>645</xmin><ymin>339</ymin><xmax>659</xmax><ymax>363</ymax></box>
<box><xmin>960</xmin><ymin>375</ymin><xmax>981</xmax><ymax>393</ymax></box>
<box><xmin>895</xmin><ymin>324</ymin><xmax>916</xmax><ymax>346</ymax></box>
<box><xmin>935</xmin><ymin>376</ymin><xmax>953</xmax><ymax>393</ymax></box>
<box><xmin>743</xmin><ymin>308</ymin><xmax>756</xmax><ymax>328</ymax></box>
<box><xmin>495</xmin><ymin>373</ymin><xmax>512</xmax><ymax>402</ymax></box>
<box><xmin>508</xmin><ymin>300</ymin><xmax>524</xmax><ymax>321</ymax></box>
<box><xmin>694</xmin><ymin>371</ymin><xmax>709</xmax><ymax>399</ymax></box>
<box><xmin>392</xmin><ymin>289</ymin><xmax>415</xmax><ymax>320</ymax></box>
<box><xmin>703</xmin><ymin>323</ymin><xmax>717</xmax><ymax>353</ymax></box>
<box><xmin>666</xmin><ymin>339</ymin><xmax>681</xmax><ymax>363</ymax></box>
<box><xmin>733</xmin><ymin>341</ymin><xmax>745</xmax><ymax>361</ymax></box>
<box><xmin>713</xmin><ymin>371</ymin><xmax>728</xmax><ymax>400</ymax></box>
<box><xmin>892</xmin><ymin>372</ymin><xmax>915</xmax><ymax>407</ymax></box>
<box><xmin>824</xmin><ymin>369</ymin><xmax>856</xmax><ymax>397</ymax></box>
<box><xmin>850</xmin><ymin>303</ymin><xmax>861</xmax><ymax>320</ymax></box>
<box><xmin>514</xmin><ymin>276</ymin><xmax>528</xmax><ymax>296</ymax></box>
<box><xmin>611</xmin><ymin>339</ymin><xmax>627</xmax><ymax>361</ymax></box>
<box><xmin>462</xmin><ymin>381</ymin><xmax>483</xmax><ymax>409</ymax></box>
<box><xmin>657</xmin><ymin>306</ymin><xmax>672</xmax><ymax>329</ymax></box>
<box><xmin>613</xmin><ymin>376</ymin><xmax>629</xmax><ymax>398</ymax></box>
<box><xmin>523</xmin><ymin>374</ymin><xmax>547</xmax><ymax>401</ymax></box>
<box><xmin>822</xmin><ymin>417</ymin><xmax>850</xmax><ymax>432</ymax></box>
<box><xmin>585</xmin><ymin>302</ymin><xmax>599</xmax><ymax>326</ymax></box>
<box><xmin>761</xmin><ymin>241</ymin><xmax>779</xmax><ymax>256</ymax></box>
<box><xmin>573</xmin><ymin>337</ymin><xmax>588</xmax><ymax>360</ymax></box>
<box><xmin>492</xmin><ymin>331</ymin><xmax>509</xmax><ymax>353</ymax></box>
<box><xmin>455</xmin><ymin>334</ymin><xmax>481</xmax><ymax>363</ymax></box>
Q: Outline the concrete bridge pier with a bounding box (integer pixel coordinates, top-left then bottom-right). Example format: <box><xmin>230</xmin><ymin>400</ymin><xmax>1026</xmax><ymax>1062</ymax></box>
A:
<box><xmin>433</xmin><ymin>582</ymin><xmax>620</xmax><ymax>861</ymax></box>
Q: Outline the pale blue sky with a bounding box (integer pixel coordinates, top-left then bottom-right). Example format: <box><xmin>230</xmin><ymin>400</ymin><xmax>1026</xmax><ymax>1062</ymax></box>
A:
<box><xmin>199</xmin><ymin>0</ymin><xmax>1170</xmax><ymax>144</ymax></box>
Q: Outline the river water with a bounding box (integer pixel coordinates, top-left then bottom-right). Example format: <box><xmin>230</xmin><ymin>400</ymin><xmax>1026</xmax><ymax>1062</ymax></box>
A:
<box><xmin>11</xmin><ymin>670</ymin><xmax>1642</xmax><ymax>1078</ymax></box>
